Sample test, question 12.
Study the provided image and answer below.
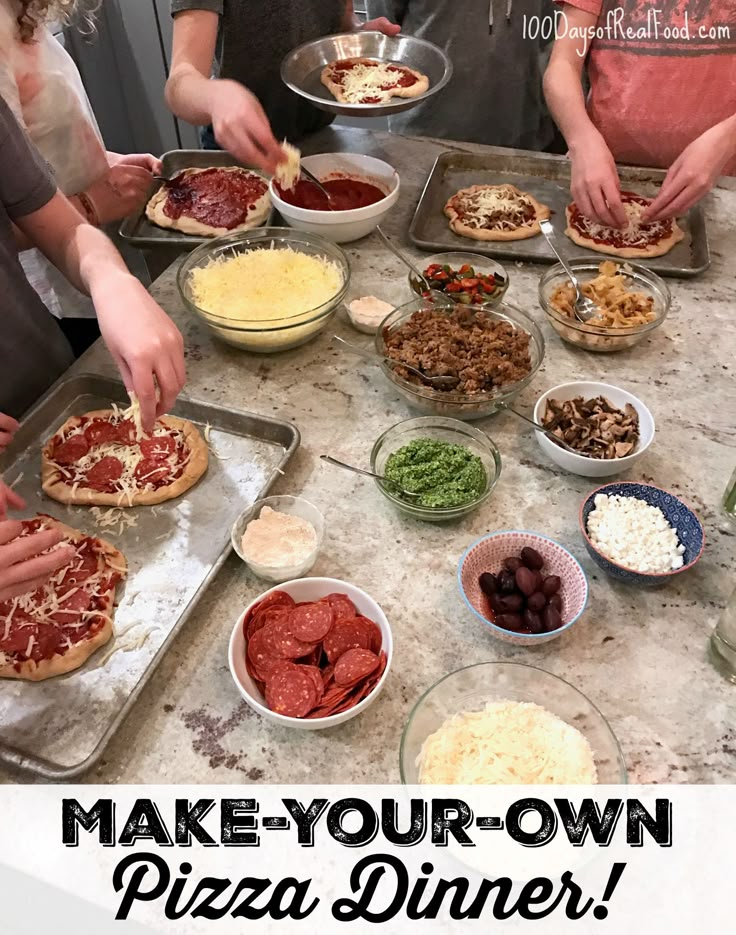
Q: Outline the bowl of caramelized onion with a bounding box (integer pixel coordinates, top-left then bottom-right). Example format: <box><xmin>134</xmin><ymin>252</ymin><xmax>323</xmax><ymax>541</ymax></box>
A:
<box><xmin>538</xmin><ymin>259</ymin><xmax>670</xmax><ymax>352</ymax></box>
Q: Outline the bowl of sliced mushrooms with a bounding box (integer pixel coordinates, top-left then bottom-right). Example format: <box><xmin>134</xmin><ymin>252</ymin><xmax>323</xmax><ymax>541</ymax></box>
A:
<box><xmin>532</xmin><ymin>381</ymin><xmax>655</xmax><ymax>477</ymax></box>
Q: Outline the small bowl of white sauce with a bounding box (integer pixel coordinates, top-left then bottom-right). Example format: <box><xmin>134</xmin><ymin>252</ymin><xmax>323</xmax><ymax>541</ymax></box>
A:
<box><xmin>232</xmin><ymin>495</ymin><xmax>325</xmax><ymax>582</ymax></box>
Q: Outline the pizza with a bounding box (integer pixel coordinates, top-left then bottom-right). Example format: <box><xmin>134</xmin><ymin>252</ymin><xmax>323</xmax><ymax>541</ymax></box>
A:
<box><xmin>41</xmin><ymin>403</ymin><xmax>208</xmax><ymax>508</ymax></box>
<box><xmin>320</xmin><ymin>57</ymin><xmax>429</xmax><ymax>105</ymax></box>
<box><xmin>565</xmin><ymin>192</ymin><xmax>685</xmax><ymax>258</ymax></box>
<box><xmin>0</xmin><ymin>516</ymin><xmax>126</xmax><ymax>681</ymax></box>
<box><xmin>145</xmin><ymin>166</ymin><xmax>270</xmax><ymax>237</ymax></box>
<box><xmin>444</xmin><ymin>184</ymin><xmax>551</xmax><ymax>242</ymax></box>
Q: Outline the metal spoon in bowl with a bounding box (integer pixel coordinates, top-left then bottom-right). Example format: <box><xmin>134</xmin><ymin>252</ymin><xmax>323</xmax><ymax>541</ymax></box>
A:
<box><xmin>539</xmin><ymin>219</ymin><xmax>600</xmax><ymax>324</ymax></box>
<box><xmin>375</xmin><ymin>226</ymin><xmax>431</xmax><ymax>292</ymax></box>
<box><xmin>297</xmin><ymin>165</ymin><xmax>334</xmax><ymax>207</ymax></box>
<box><xmin>320</xmin><ymin>455</ymin><xmax>422</xmax><ymax>500</ymax></box>
<box><xmin>497</xmin><ymin>401</ymin><xmax>582</xmax><ymax>456</ymax></box>
<box><xmin>332</xmin><ymin>335</ymin><xmax>460</xmax><ymax>390</ymax></box>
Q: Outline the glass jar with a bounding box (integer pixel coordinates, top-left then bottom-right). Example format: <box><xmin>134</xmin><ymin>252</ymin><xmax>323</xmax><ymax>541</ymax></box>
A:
<box><xmin>723</xmin><ymin>467</ymin><xmax>736</xmax><ymax>520</ymax></box>
<box><xmin>711</xmin><ymin>586</ymin><xmax>736</xmax><ymax>683</ymax></box>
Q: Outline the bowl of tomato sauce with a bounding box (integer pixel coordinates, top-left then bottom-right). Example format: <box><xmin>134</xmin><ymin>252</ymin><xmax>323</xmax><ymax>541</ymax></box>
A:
<box><xmin>270</xmin><ymin>153</ymin><xmax>399</xmax><ymax>244</ymax></box>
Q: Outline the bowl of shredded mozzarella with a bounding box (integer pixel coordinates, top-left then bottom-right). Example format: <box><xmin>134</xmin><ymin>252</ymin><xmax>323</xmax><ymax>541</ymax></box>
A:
<box><xmin>177</xmin><ymin>227</ymin><xmax>350</xmax><ymax>352</ymax></box>
<box><xmin>400</xmin><ymin>662</ymin><xmax>626</xmax><ymax>784</ymax></box>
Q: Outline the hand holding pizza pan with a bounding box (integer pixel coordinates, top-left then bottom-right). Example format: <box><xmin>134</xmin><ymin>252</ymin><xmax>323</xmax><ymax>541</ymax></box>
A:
<box><xmin>281</xmin><ymin>31</ymin><xmax>452</xmax><ymax>118</ymax></box>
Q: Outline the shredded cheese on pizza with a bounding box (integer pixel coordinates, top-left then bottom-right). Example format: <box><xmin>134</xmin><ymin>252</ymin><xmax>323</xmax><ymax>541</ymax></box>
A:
<box><xmin>0</xmin><ymin>521</ymin><xmax>124</xmax><ymax>672</ymax></box>
<box><xmin>572</xmin><ymin>199</ymin><xmax>670</xmax><ymax>248</ymax></box>
<box><xmin>274</xmin><ymin>141</ymin><xmax>301</xmax><ymax>191</ymax></box>
<box><xmin>327</xmin><ymin>59</ymin><xmax>418</xmax><ymax>104</ymax></box>
<box><xmin>451</xmin><ymin>185</ymin><xmax>538</xmax><ymax>231</ymax></box>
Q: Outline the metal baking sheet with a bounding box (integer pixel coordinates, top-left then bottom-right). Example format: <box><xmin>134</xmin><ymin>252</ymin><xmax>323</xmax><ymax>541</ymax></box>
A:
<box><xmin>0</xmin><ymin>374</ymin><xmax>299</xmax><ymax>780</ymax></box>
<box><xmin>409</xmin><ymin>150</ymin><xmax>710</xmax><ymax>277</ymax></box>
<box><xmin>281</xmin><ymin>31</ymin><xmax>452</xmax><ymax>118</ymax></box>
<box><xmin>118</xmin><ymin>149</ymin><xmax>275</xmax><ymax>249</ymax></box>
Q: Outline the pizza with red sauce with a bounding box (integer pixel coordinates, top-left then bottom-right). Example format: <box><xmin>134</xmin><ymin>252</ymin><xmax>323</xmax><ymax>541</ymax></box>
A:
<box><xmin>41</xmin><ymin>404</ymin><xmax>208</xmax><ymax>507</ymax></box>
<box><xmin>0</xmin><ymin>516</ymin><xmax>126</xmax><ymax>681</ymax></box>
<box><xmin>145</xmin><ymin>166</ymin><xmax>270</xmax><ymax>237</ymax></box>
<box><xmin>320</xmin><ymin>57</ymin><xmax>429</xmax><ymax>105</ymax></box>
<box><xmin>565</xmin><ymin>192</ymin><xmax>685</xmax><ymax>259</ymax></box>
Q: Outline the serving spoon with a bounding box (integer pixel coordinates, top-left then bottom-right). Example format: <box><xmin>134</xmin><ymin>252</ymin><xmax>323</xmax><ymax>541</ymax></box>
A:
<box><xmin>332</xmin><ymin>335</ymin><xmax>460</xmax><ymax>390</ymax></box>
<box><xmin>497</xmin><ymin>401</ymin><xmax>582</xmax><ymax>455</ymax></box>
<box><xmin>539</xmin><ymin>219</ymin><xmax>600</xmax><ymax>324</ymax></box>
<box><xmin>297</xmin><ymin>165</ymin><xmax>334</xmax><ymax>206</ymax></box>
<box><xmin>375</xmin><ymin>226</ymin><xmax>431</xmax><ymax>292</ymax></box>
<box><xmin>320</xmin><ymin>455</ymin><xmax>422</xmax><ymax>500</ymax></box>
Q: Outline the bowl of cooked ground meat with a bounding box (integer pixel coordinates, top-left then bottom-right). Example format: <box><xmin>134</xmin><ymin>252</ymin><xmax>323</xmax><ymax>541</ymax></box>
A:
<box><xmin>376</xmin><ymin>297</ymin><xmax>545</xmax><ymax>420</ymax></box>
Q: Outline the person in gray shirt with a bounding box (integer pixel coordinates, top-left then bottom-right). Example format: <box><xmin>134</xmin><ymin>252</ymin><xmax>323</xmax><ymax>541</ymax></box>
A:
<box><xmin>166</xmin><ymin>1</ymin><xmax>400</xmax><ymax>171</ymax></box>
<box><xmin>0</xmin><ymin>95</ymin><xmax>185</xmax><ymax>429</ymax></box>
<box><xmin>367</xmin><ymin>0</ymin><xmax>561</xmax><ymax>152</ymax></box>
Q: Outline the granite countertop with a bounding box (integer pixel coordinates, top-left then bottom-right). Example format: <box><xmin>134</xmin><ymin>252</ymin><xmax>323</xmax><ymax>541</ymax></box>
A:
<box><xmin>4</xmin><ymin>128</ymin><xmax>736</xmax><ymax>784</ymax></box>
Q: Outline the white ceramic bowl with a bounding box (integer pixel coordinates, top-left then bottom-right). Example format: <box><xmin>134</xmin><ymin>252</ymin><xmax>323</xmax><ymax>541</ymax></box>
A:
<box><xmin>269</xmin><ymin>153</ymin><xmax>400</xmax><ymax>243</ymax></box>
<box><xmin>231</xmin><ymin>495</ymin><xmax>325</xmax><ymax>583</ymax></box>
<box><xmin>228</xmin><ymin>577</ymin><xmax>393</xmax><ymax>730</ymax></box>
<box><xmin>532</xmin><ymin>381</ymin><xmax>655</xmax><ymax>478</ymax></box>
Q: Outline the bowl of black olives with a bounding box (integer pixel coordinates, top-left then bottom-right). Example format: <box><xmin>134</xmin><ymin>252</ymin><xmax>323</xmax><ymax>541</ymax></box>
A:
<box><xmin>457</xmin><ymin>531</ymin><xmax>590</xmax><ymax>645</ymax></box>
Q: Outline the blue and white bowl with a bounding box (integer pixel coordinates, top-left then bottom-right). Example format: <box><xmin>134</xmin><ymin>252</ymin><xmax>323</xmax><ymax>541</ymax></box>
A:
<box><xmin>580</xmin><ymin>482</ymin><xmax>705</xmax><ymax>586</ymax></box>
<box><xmin>458</xmin><ymin>530</ymin><xmax>589</xmax><ymax>646</ymax></box>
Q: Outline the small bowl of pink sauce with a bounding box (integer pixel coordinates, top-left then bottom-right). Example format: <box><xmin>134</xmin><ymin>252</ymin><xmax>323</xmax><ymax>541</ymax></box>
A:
<box><xmin>269</xmin><ymin>152</ymin><xmax>400</xmax><ymax>243</ymax></box>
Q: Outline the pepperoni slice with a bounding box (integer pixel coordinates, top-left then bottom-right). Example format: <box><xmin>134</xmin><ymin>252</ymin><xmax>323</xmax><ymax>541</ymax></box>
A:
<box><xmin>356</xmin><ymin>616</ymin><xmax>383</xmax><ymax>654</ymax></box>
<box><xmin>84</xmin><ymin>420</ymin><xmax>119</xmax><ymax>446</ymax></box>
<box><xmin>0</xmin><ymin>623</ymin><xmax>37</xmax><ymax>653</ymax></box>
<box><xmin>140</xmin><ymin>436</ymin><xmax>177</xmax><ymax>461</ymax></box>
<box><xmin>300</xmin><ymin>665</ymin><xmax>325</xmax><ymax>707</ymax></box>
<box><xmin>261</xmin><ymin>619</ymin><xmax>315</xmax><ymax>660</ymax></box>
<box><xmin>334</xmin><ymin>648</ymin><xmax>380</xmax><ymax>688</ymax></box>
<box><xmin>246</xmin><ymin>627</ymin><xmax>283</xmax><ymax>682</ymax></box>
<box><xmin>289</xmin><ymin>602</ymin><xmax>334</xmax><ymax>642</ymax></box>
<box><xmin>323</xmin><ymin>619</ymin><xmax>371</xmax><ymax>664</ymax></box>
<box><xmin>321</xmin><ymin>593</ymin><xmax>357</xmax><ymax>621</ymax></box>
<box><xmin>134</xmin><ymin>460</ymin><xmax>170</xmax><ymax>485</ymax></box>
<box><xmin>29</xmin><ymin>623</ymin><xmax>64</xmax><ymax>661</ymax></box>
<box><xmin>84</xmin><ymin>456</ymin><xmax>123</xmax><ymax>491</ymax></box>
<box><xmin>265</xmin><ymin>662</ymin><xmax>317</xmax><ymax>717</ymax></box>
<box><xmin>254</xmin><ymin>591</ymin><xmax>296</xmax><ymax>614</ymax></box>
<box><xmin>53</xmin><ymin>434</ymin><xmax>90</xmax><ymax>465</ymax></box>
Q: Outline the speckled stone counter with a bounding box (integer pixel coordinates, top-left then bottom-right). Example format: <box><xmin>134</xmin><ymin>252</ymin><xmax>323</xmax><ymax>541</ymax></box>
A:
<box><xmin>4</xmin><ymin>128</ymin><xmax>735</xmax><ymax>785</ymax></box>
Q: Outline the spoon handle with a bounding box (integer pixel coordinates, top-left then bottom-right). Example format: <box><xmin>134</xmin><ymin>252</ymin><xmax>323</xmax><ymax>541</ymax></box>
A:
<box><xmin>332</xmin><ymin>335</ymin><xmax>380</xmax><ymax>364</ymax></box>
<box><xmin>539</xmin><ymin>219</ymin><xmax>579</xmax><ymax>286</ymax></box>
<box><xmin>320</xmin><ymin>455</ymin><xmax>383</xmax><ymax>483</ymax></box>
<box><xmin>299</xmin><ymin>165</ymin><xmax>333</xmax><ymax>202</ymax></box>
<box><xmin>499</xmin><ymin>402</ymin><xmax>578</xmax><ymax>454</ymax></box>
<box><xmin>375</xmin><ymin>226</ymin><xmax>429</xmax><ymax>288</ymax></box>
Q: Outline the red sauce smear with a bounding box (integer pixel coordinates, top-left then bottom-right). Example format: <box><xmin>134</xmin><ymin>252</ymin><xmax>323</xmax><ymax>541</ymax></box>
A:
<box><xmin>276</xmin><ymin>176</ymin><xmax>386</xmax><ymax>212</ymax></box>
<box><xmin>162</xmin><ymin>167</ymin><xmax>267</xmax><ymax>230</ymax></box>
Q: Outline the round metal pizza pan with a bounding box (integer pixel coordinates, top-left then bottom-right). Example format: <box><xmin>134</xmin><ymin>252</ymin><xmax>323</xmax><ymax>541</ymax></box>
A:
<box><xmin>281</xmin><ymin>31</ymin><xmax>453</xmax><ymax>118</ymax></box>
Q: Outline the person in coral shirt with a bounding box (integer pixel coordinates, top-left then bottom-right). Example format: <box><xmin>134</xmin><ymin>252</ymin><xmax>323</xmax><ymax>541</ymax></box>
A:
<box><xmin>544</xmin><ymin>0</ymin><xmax>736</xmax><ymax>226</ymax></box>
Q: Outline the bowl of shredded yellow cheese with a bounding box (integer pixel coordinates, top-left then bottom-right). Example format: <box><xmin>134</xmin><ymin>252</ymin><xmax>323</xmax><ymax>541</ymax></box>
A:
<box><xmin>178</xmin><ymin>227</ymin><xmax>350</xmax><ymax>352</ymax></box>
<box><xmin>400</xmin><ymin>662</ymin><xmax>626</xmax><ymax>784</ymax></box>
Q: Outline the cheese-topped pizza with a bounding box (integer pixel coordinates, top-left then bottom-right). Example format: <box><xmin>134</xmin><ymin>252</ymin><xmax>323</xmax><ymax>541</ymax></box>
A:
<box><xmin>41</xmin><ymin>404</ymin><xmax>208</xmax><ymax>508</ymax></box>
<box><xmin>146</xmin><ymin>166</ymin><xmax>270</xmax><ymax>237</ymax></box>
<box><xmin>321</xmin><ymin>57</ymin><xmax>429</xmax><ymax>105</ymax></box>
<box><xmin>565</xmin><ymin>192</ymin><xmax>685</xmax><ymax>258</ymax></box>
<box><xmin>444</xmin><ymin>184</ymin><xmax>551</xmax><ymax>242</ymax></box>
<box><xmin>0</xmin><ymin>516</ymin><xmax>126</xmax><ymax>681</ymax></box>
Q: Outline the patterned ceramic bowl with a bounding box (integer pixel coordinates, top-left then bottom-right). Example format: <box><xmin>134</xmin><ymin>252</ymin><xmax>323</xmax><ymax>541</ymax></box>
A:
<box><xmin>457</xmin><ymin>531</ymin><xmax>589</xmax><ymax>646</ymax></box>
<box><xmin>580</xmin><ymin>482</ymin><xmax>705</xmax><ymax>586</ymax></box>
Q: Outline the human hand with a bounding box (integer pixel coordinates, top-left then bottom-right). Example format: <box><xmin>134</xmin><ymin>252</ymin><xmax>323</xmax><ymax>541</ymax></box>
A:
<box><xmin>108</xmin><ymin>151</ymin><xmax>163</xmax><ymax>175</ymax></box>
<box><xmin>93</xmin><ymin>272</ymin><xmax>186</xmax><ymax>431</ymax></box>
<box><xmin>87</xmin><ymin>163</ymin><xmax>155</xmax><ymax>224</ymax></box>
<box><xmin>0</xmin><ymin>413</ymin><xmax>19</xmax><ymax>453</ymax></box>
<box><xmin>643</xmin><ymin>120</ymin><xmax>736</xmax><ymax>222</ymax></box>
<box><xmin>209</xmin><ymin>80</ymin><xmax>284</xmax><ymax>173</ymax></box>
<box><xmin>0</xmin><ymin>516</ymin><xmax>76</xmax><ymax>602</ymax></box>
<box><xmin>569</xmin><ymin>128</ymin><xmax>627</xmax><ymax>228</ymax></box>
<box><xmin>362</xmin><ymin>17</ymin><xmax>401</xmax><ymax>36</ymax></box>
<box><xmin>0</xmin><ymin>480</ymin><xmax>24</xmax><ymax>521</ymax></box>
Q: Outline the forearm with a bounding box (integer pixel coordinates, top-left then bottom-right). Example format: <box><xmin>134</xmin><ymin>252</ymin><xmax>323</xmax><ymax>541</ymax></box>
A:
<box><xmin>543</xmin><ymin>58</ymin><xmax>598</xmax><ymax>153</ymax></box>
<box><xmin>165</xmin><ymin>64</ymin><xmax>221</xmax><ymax>125</ymax></box>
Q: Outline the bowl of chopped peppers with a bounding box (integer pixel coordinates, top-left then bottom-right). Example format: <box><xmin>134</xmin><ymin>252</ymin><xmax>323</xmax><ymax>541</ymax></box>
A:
<box><xmin>409</xmin><ymin>252</ymin><xmax>508</xmax><ymax>308</ymax></box>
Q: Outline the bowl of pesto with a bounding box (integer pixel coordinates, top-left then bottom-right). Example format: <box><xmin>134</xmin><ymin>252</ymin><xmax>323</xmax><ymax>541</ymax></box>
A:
<box><xmin>371</xmin><ymin>416</ymin><xmax>502</xmax><ymax>522</ymax></box>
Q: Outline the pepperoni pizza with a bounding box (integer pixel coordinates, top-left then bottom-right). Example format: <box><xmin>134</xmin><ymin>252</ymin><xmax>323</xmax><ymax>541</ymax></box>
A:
<box><xmin>145</xmin><ymin>166</ymin><xmax>270</xmax><ymax>237</ymax></box>
<box><xmin>565</xmin><ymin>192</ymin><xmax>685</xmax><ymax>259</ymax></box>
<box><xmin>41</xmin><ymin>406</ymin><xmax>208</xmax><ymax>507</ymax></box>
<box><xmin>0</xmin><ymin>517</ymin><xmax>126</xmax><ymax>681</ymax></box>
<box><xmin>444</xmin><ymin>184</ymin><xmax>551</xmax><ymax>242</ymax></box>
<box><xmin>321</xmin><ymin>57</ymin><xmax>429</xmax><ymax>105</ymax></box>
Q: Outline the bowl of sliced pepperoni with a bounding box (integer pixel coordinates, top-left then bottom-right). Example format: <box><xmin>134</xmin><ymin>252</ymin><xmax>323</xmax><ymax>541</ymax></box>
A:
<box><xmin>228</xmin><ymin>578</ymin><xmax>392</xmax><ymax>729</ymax></box>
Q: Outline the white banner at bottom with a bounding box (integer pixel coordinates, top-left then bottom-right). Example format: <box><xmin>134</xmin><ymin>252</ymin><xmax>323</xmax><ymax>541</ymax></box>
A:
<box><xmin>0</xmin><ymin>785</ymin><xmax>730</xmax><ymax>933</ymax></box>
